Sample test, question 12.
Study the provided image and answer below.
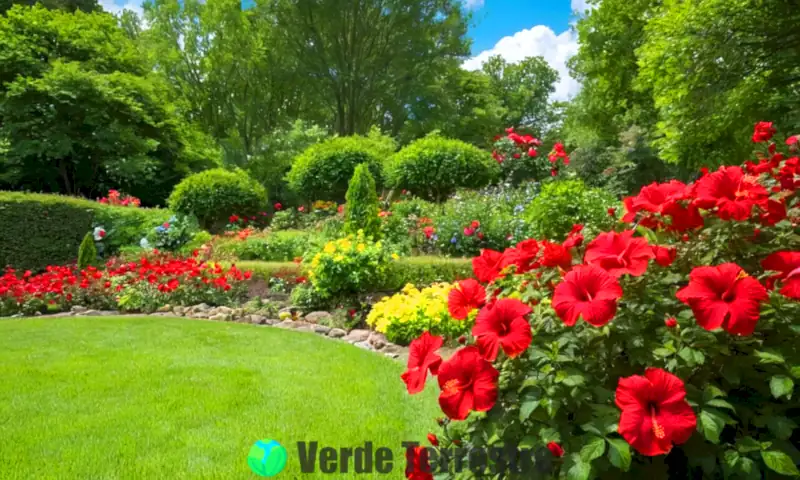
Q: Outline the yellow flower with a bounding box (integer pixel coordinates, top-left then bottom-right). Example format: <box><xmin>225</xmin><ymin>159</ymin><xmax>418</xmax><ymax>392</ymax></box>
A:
<box><xmin>334</xmin><ymin>254</ymin><xmax>345</xmax><ymax>262</ymax></box>
<box><xmin>357</xmin><ymin>243</ymin><xmax>366</xmax><ymax>252</ymax></box>
<box><xmin>391</xmin><ymin>253</ymin><xmax>399</xmax><ymax>260</ymax></box>
<box><xmin>323</xmin><ymin>243</ymin><xmax>336</xmax><ymax>254</ymax></box>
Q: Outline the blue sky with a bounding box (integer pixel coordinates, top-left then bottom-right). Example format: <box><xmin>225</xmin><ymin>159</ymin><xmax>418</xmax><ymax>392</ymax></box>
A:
<box><xmin>100</xmin><ymin>0</ymin><xmax>589</xmax><ymax>99</ymax></box>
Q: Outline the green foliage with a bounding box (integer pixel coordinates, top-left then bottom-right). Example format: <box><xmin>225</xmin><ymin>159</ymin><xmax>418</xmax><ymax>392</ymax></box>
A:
<box><xmin>525</xmin><ymin>179</ymin><xmax>616</xmax><ymax>241</ymax></box>
<box><xmin>146</xmin><ymin>214</ymin><xmax>199</xmax><ymax>252</ymax></box>
<box><xmin>0</xmin><ymin>191</ymin><xmax>169</xmax><ymax>271</ymax></box>
<box><xmin>215</xmin><ymin>230</ymin><xmax>311</xmax><ymax>262</ymax></box>
<box><xmin>1</xmin><ymin>0</ymin><xmax>98</xmax><ymax>13</ymax></box>
<box><xmin>286</xmin><ymin>134</ymin><xmax>393</xmax><ymax>202</ymax></box>
<box><xmin>76</xmin><ymin>232</ymin><xmax>96</xmax><ymax>269</ymax></box>
<box><xmin>382</xmin><ymin>256</ymin><xmax>472</xmax><ymax>291</ymax></box>
<box><xmin>344</xmin><ymin>164</ymin><xmax>381</xmax><ymax>238</ymax></box>
<box><xmin>168</xmin><ymin>168</ymin><xmax>267</xmax><ymax>232</ymax></box>
<box><xmin>0</xmin><ymin>6</ymin><xmax>217</xmax><ymax>204</ymax></box>
<box><xmin>386</xmin><ymin>135</ymin><xmax>499</xmax><ymax>202</ymax></box>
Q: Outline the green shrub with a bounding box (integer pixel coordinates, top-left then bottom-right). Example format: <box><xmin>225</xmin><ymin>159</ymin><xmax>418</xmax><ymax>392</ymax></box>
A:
<box><xmin>168</xmin><ymin>168</ymin><xmax>267</xmax><ymax>232</ymax></box>
<box><xmin>524</xmin><ymin>178</ymin><xmax>617</xmax><ymax>240</ymax></box>
<box><xmin>385</xmin><ymin>135</ymin><xmax>500</xmax><ymax>202</ymax></box>
<box><xmin>0</xmin><ymin>191</ymin><xmax>170</xmax><ymax>271</ymax></box>
<box><xmin>77</xmin><ymin>232</ymin><xmax>96</xmax><ymax>269</ymax></box>
<box><xmin>285</xmin><ymin>135</ymin><xmax>392</xmax><ymax>202</ymax></box>
<box><xmin>381</xmin><ymin>256</ymin><xmax>472</xmax><ymax>290</ymax></box>
<box><xmin>344</xmin><ymin>164</ymin><xmax>381</xmax><ymax>237</ymax></box>
<box><xmin>215</xmin><ymin>230</ymin><xmax>311</xmax><ymax>262</ymax></box>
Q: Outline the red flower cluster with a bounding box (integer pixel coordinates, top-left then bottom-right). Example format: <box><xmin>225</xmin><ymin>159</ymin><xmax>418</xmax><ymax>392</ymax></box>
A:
<box><xmin>97</xmin><ymin>189</ymin><xmax>141</xmax><ymax>207</ymax></box>
<box><xmin>492</xmin><ymin>127</ymin><xmax>541</xmax><ymax>164</ymax></box>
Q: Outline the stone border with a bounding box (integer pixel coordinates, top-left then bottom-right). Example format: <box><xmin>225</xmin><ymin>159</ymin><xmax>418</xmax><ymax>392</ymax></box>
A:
<box><xmin>21</xmin><ymin>304</ymin><xmax>409</xmax><ymax>361</ymax></box>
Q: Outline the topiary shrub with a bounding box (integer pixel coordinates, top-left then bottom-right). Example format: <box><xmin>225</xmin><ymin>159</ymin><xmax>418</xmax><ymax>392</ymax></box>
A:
<box><xmin>168</xmin><ymin>168</ymin><xmax>267</xmax><ymax>232</ymax></box>
<box><xmin>76</xmin><ymin>232</ymin><xmax>96</xmax><ymax>269</ymax></box>
<box><xmin>285</xmin><ymin>135</ymin><xmax>391</xmax><ymax>202</ymax></box>
<box><xmin>385</xmin><ymin>135</ymin><xmax>500</xmax><ymax>202</ymax></box>
<box><xmin>344</xmin><ymin>164</ymin><xmax>381</xmax><ymax>238</ymax></box>
<box><xmin>524</xmin><ymin>179</ymin><xmax>617</xmax><ymax>241</ymax></box>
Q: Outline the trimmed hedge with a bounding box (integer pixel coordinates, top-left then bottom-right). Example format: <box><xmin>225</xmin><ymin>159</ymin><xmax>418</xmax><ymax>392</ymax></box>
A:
<box><xmin>285</xmin><ymin>136</ymin><xmax>391</xmax><ymax>202</ymax></box>
<box><xmin>0</xmin><ymin>191</ymin><xmax>170</xmax><ymax>271</ymax></box>
<box><xmin>214</xmin><ymin>230</ymin><xmax>312</xmax><ymax>262</ymax></box>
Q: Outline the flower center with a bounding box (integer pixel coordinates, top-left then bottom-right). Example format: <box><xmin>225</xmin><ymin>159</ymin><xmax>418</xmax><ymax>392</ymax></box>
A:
<box><xmin>721</xmin><ymin>270</ymin><xmax>749</xmax><ymax>302</ymax></box>
<box><xmin>650</xmin><ymin>404</ymin><xmax>666</xmax><ymax>439</ymax></box>
<box><xmin>442</xmin><ymin>379</ymin><xmax>462</xmax><ymax>396</ymax></box>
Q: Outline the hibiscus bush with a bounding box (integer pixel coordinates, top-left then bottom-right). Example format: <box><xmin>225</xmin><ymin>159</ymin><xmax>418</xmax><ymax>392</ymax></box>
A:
<box><xmin>400</xmin><ymin>123</ymin><xmax>800</xmax><ymax>479</ymax></box>
<box><xmin>525</xmin><ymin>179</ymin><xmax>617</xmax><ymax>241</ymax></box>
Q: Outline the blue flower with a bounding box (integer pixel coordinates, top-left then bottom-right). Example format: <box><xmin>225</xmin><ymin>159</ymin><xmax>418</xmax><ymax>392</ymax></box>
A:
<box><xmin>155</xmin><ymin>226</ymin><xmax>165</xmax><ymax>233</ymax></box>
<box><xmin>450</xmin><ymin>237</ymin><xmax>458</xmax><ymax>244</ymax></box>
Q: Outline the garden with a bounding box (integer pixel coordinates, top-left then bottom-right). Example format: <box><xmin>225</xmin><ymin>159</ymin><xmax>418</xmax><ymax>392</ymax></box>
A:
<box><xmin>2</xmin><ymin>0</ymin><xmax>800</xmax><ymax>478</ymax></box>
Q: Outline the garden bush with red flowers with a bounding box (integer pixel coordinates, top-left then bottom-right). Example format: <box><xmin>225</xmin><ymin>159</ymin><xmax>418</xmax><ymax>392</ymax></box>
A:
<box><xmin>0</xmin><ymin>252</ymin><xmax>250</xmax><ymax>316</ymax></box>
<box><xmin>401</xmin><ymin>123</ymin><xmax>800</xmax><ymax>479</ymax></box>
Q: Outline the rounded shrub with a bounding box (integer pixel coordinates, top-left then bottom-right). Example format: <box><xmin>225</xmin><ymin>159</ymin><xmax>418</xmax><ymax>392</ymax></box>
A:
<box><xmin>524</xmin><ymin>179</ymin><xmax>617</xmax><ymax>241</ymax></box>
<box><xmin>168</xmin><ymin>168</ymin><xmax>267</xmax><ymax>232</ymax></box>
<box><xmin>385</xmin><ymin>135</ymin><xmax>500</xmax><ymax>202</ymax></box>
<box><xmin>344</xmin><ymin>164</ymin><xmax>381</xmax><ymax>238</ymax></box>
<box><xmin>285</xmin><ymin>135</ymin><xmax>390</xmax><ymax>202</ymax></box>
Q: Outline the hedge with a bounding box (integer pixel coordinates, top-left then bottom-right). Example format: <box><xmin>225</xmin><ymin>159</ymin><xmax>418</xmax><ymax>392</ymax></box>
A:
<box><xmin>0</xmin><ymin>191</ymin><xmax>170</xmax><ymax>271</ymax></box>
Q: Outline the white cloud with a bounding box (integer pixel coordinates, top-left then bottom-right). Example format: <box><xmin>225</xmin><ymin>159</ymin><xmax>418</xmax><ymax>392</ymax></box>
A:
<box><xmin>463</xmin><ymin>25</ymin><xmax>580</xmax><ymax>101</ymax></box>
<box><xmin>99</xmin><ymin>0</ymin><xmax>144</xmax><ymax>18</ymax></box>
<box><xmin>463</xmin><ymin>0</ymin><xmax>485</xmax><ymax>9</ymax></box>
<box><xmin>571</xmin><ymin>0</ymin><xmax>591</xmax><ymax>13</ymax></box>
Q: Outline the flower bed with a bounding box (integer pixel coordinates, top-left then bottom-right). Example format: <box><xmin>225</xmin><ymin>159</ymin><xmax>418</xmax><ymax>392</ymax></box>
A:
<box><xmin>401</xmin><ymin>123</ymin><xmax>800</xmax><ymax>479</ymax></box>
<box><xmin>0</xmin><ymin>252</ymin><xmax>250</xmax><ymax>316</ymax></box>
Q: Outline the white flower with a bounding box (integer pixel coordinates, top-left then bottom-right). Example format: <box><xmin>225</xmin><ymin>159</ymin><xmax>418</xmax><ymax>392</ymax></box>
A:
<box><xmin>139</xmin><ymin>237</ymin><xmax>151</xmax><ymax>249</ymax></box>
<box><xmin>93</xmin><ymin>226</ymin><xmax>106</xmax><ymax>241</ymax></box>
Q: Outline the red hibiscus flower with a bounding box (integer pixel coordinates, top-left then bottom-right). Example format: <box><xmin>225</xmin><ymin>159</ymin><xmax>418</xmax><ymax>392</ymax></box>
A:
<box><xmin>401</xmin><ymin>332</ymin><xmax>443</xmax><ymax>394</ymax></box>
<box><xmin>584</xmin><ymin>230</ymin><xmax>655</xmax><ymax>277</ymax></box>
<box><xmin>759</xmin><ymin>199</ymin><xmax>787</xmax><ymax>226</ymax></box>
<box><xmin>552</xmin><ymin>265</ymin><xmax>623</xmax><ymax>327</ymax></box>
<box><xmin>762</xmin><ymin>251</ymin><xmax>800</xmax><ymax>300</ymax></box>
<box><xmin>463</xmin><ymin>227</ymin><xmax>475</xmax><ymax>236</ymax></box>
<box><xmin>527</xmin><ymin>147</ymin><xmax>537</xmax><ymax>157</ymax></box>
<box><xmin>652</xmin><ymin>245</ymin><xmax>677</xmax><ymax>267</ymax></box>
<box><xmin>471</xmin><ymin>220</ymin><xmax>480</xmax><ymax>229</ymax></box>
<box><xmin>274</xmin><ymin>202</ymin><xmax>282</xmax><ymax>211</ymax></box>
<box><xmin>540</xmin><ymin>241</ymin><xmax>573</xmax><ymax>270</ymax></box>
<box><xmin>447</xmin><ymin>279</ymin><xmax>486</xmax><ymax>320</ymax></box>
<box><xmin>622</xmin><ymin>180</ymin><xmax>688</xmax><ymax>222</ymax></box>
<box><xmin>693</xmin><ymin>166</ymin><xmax>769</xmax><ymax>221</ymax></box>
<box><xmin>752</xmin><ymin>121</ymin><xmax>776</xmax><ymax>143</ymax></box>
<box><xmin>405</xmin><ymin>446</ymin><xmax>433</xmax><ymax>480</ymax></box>
<box><xmin>473</xmin><ymin>249</ymin><xmax>505</xmax><ymax>283</ymax></box>
<box><xmin>423</xmin><ymin>226</ymin><xmax>435</xmax><ymax>239</ymax></box>
<box><xmin>665</xmin><ymin>317</ymin><xmax>678</xmax><ymax>328</ymax></box>
<box><xmin>437</xmin><ymin>346</ymin><xmax>498</xmax><ymax>420</ymax></box>
<box><xmin>616</xmin><ymin>368</ymin><xmax>696</xmax><ymax>456</ymax></box>
<box><xmin>501</xmin><ymin>239</ymin><xmax>540</xmax><ymax>274</ymax></box>
<box><xmin>676</xmin><ymin>263</ymin><xmax>768</xmax><ymax>336</ymax></box>
<box><xmin>563</xmin><ymin>224</ymin><xmax>584</xmax><ymax>249</ymax></box>
<box><xmin>662</xmin><ymin>202</ymin><xmax>704</xmax><ymax>232</ymax></box>
<box><xmin>547</xmin><ymin>442</ymin><xmax>564</xmax><ymax>458</ymax></box>
<box><xmin>472</xmin><ymin>298</ymin><xmax>533</xmax><ymax>361</ymax></box>
<box><xmin>229</xmin><ymin>214</ymin><xmax>239</xmax><ymax>223</ymax></box>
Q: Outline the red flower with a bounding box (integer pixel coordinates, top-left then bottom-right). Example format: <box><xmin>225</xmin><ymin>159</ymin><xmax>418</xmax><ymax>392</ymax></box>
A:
<box><xmin>616</xmin><ymin>368</ymin><xmax>696</xmax><ymax>456</ymax></box>
<box><xmin>547</xmin><ymin>442</ymin><xmax>564</xmax><ymax>458</ymax></box>
<box><xmin>463</xmin><ymin>227</ymin><xmax>475</xmax><ymax>236</ymax></box>
<box><xmin>693</xmin><ymin>166</ymin><xmax>768</xmax><ymax>221</ymax></box>
<box><xmin>527</xmin><ymin>147</ymin><xmax>537</xmax><ymax>157</ymax></box>
<box><xmin>512</xmin><ymin>153</ymin><xmax>521</xmax><ymax>159</ymax></box>
<box><xmin>447</xmin><ymin>279</ymin><xmax>486</xmax><ymax>320</ymax></box>
<box><xmin>540</xmin><ymin>241</ymin><xmax>573</xmax><ymax>270</ymax></box>
<box><xmin>423</xmin><ymin>226</ymin><xmax>435</xmax><ymax>239</ymax></box>
<box><xmin>472</xmin><ymin>249</ymin><xmax>505</xmax><ymax>283</ymax></box>
<box><xmin>662</xmin><ymin>202</ymin><xmax>704</xmax><ymax>232</ymax></box>
<box><xmin>752</xmin><ymin>121</ymin><xmax>776</xmax><ymax>143</ymax></box>
<box><xmin>229</xmin><ymin>215</ymin><xmax>239</xmax><ymax>223</ymax></box>
<box><xmin>471</xmin><ymin>220</ymin><xmax>480</xmax><ymax>229</ymax></box>
<box><xmin>298</xmin><ymin>206</ymin><xmax>305</xmax><ymax>212</ymax></box>
<box><xmin>405</xmin><ymin>446</ymin><xmax>433</xmax><ymax>480</ymax></box>
<box><xmin>607</xmin><ymin>207</ymin><xmax>617</xmax><ymax>217</ymax></box>
<box><xmin>652</xmin><ymin>246</ymin><xmax>677</xmax><ymax>267</ymax></box>
<box><xmin>162</xmin><ymin>223</ymin><xmax>170</xmax><ymax>229</ymax></box>
<box><xmin>501</xmin><ymin>239</ymin><xmax>540</xmax><ymax>273</ymax></box>
<box><xmin>787</xmin><ymin>135</ymin><xmax>798</xmax><ymax>146</ymax></box>
<box><xmin>622</xmin><ymin>180</ymin><xmax>688</xmax><ymax>222</ymax></box>
<box><xmin>477</xmin><ymin>232</ymin><xmax>484</xmax><ymax>240</ymax></box>
<box><xmin>437</xmin><ymin>346</ymin><xmax>498</xmax><ymax>420</ymax></box>
<box><xmin>584</xmin><ymin>230</ymin><xmax>655</xmax><ymax>277</ymax></box>
<box><xmin>552</xmin><ymin>265</ymin><xmax>623</xmax><ymax>327</ymax></box>
<box><xmin>472</xmin><ymin>299</ymin><xmax>532</xmax><ymax>361</ymax></box>
<box><xmin>664</xmin><ymin>317</ymin><xmax>678</xmax><ymax>328</ymax></box>
<box><xmin>759</xmin><ymin>199</ymin><xmax>787</xmax><ymax>226</ymax></box>
<box><xmin>98</xmin><ymin>230</ymin><xmax>106</xmax><ymax>238</ymax></box>
<box><xmin>762</xmin><ymin>251</ymin><xmax>800</xmax><ymax>300</ymax></box>
<box><xmin>676</xmin><ymin>263</ymin><xmax>768</xmax><ymax>336</ymax></box>
<box><xmin>274</xmin><ymin>203</ymin><xmax>282</xmax><ymax>210</ymax></box>
<box><xmin>562</xmin><ymin>224</ymin><xmax>584</xmax><ymax>249</ymax></box>
<box><xmin>427</xmin><ymin>433</ymin><xmax>438</xmax><ymax>447</ymax></box>
<box><xmin>401</xmin><ymin>332</ymin><xmax>444</xmax><ymax>395</ymax></box>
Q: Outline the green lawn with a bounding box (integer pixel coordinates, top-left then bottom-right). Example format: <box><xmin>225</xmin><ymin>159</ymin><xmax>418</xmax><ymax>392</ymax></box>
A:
<box><xmin>0</xmin><ymin>317</ymin><xmax>440</xmax><ymax>479</ymax></box>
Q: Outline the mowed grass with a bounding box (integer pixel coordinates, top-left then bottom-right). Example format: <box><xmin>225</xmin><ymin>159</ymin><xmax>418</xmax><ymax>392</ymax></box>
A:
<box><xmin>0</xmin><ymin>317</ymin><xmax>440</xmax><ymax>479</ymax></box>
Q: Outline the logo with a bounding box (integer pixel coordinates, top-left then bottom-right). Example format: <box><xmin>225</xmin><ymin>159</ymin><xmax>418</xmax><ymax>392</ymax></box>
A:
<box><xmin>248</xmin><ymin>439</ymin><xmax>287</xmax><ymax>477</ymax></box>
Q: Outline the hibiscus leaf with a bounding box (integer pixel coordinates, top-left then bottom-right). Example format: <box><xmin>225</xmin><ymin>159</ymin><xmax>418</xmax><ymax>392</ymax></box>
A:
<box><xmin>736</xmin><ymin>436</ymin><xmax>765</xmax><ymax>453</ymax></box>
<box><xmin>791</xmin><ymin>366</ymin><xmax>800</xmax><ymax>379</ymax></box>
<box><xmin>738</xmin><ymin>457</ymin><xmax>760</xmax><ymax>480</ymax></box>
<box><xmin>723</xmin><ymin>450</ymin><xmax>740</xmax><ymax>472</ymax></box>
<box><xmin>755</xmin><ymin>350</ymin><xmax>786</xmax><ymax>365</ymax></box>
<box><xmin>767</xmin><ymin>416</ymin><xmax>798</xmax><ymax>440</ymax></box>
<box><xmin>579</xmin><ymin>436</ymin><xmax>606</xmax><ymax>462</ymax></box>
<box><xmin>703</xmin><ymin>384</ymin><xmax>726</xmax><ymax>402</ymax></box>
<box><xmin>653</xmin><ymin>347</ymin><xmax>674</xmax><ymax>358</ymax></box>
<box><xmin>539</xmin><ymin>427</ymin><xmax>561</xmax><ymax>444</ymax></box>
<box><xmin>563</xmin><ymin>374</ymin><xmax>586</xmax><ymax>387</ymax></box>
<box><xmin>519</xmin><ymin>394</ymin><xmax>540</xmax><ymax>422</ymax></box>
<box><xmin>700</xmin><ymin>409</ymin><xmax>726</xmax><ymax>444</ymax></box>
<box><xmin>518</xmin><ymin>435</ymin><xmax>537</xmax><ymax>449</ymax></box>
<box><xmin>566</xmin><ymin>454</ymin><xmax>591</xmax><ymax>480</ymax></box>
<box><xmin>761</xmin><ymin>450</ymin><xmax>800</xmax><ymax>477</ymax></box>
<box><xmin>706</xmin><ymin>399</ymin><xmax>736</xmax><ymax>412</ymax></box>
<box><xmin>769</xmin><ymin>375</ymin><xmax>794</xmax><ymax>399</ymax></box>
<box><xmin>606</xmin><ymin>438</ymin><xmax>631</xmax><ymax>472</ymax></box>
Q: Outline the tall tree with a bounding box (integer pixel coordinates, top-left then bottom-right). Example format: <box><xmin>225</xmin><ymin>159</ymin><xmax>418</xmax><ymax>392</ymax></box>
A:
<box><xmin>482</xmin><ymin>55</ymin><xmax>558</xmax><ymax>135</ymax></box>
<box><xmin>269</xmin><ymin>0</ymin><xmax>470</xmax><ymax>136</ymax></box>
<box><xmin>0</xmin><ymin>0</ymin><xmax>98</xmax><ymax>14</ymax></box>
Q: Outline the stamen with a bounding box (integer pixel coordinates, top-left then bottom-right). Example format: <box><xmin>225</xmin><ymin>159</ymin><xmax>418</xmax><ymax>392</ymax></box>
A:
<box><xmin>650</xmin><ymin>407</ymin><xmax>666</xmax><ymax>439</ymax></box>
<box><xmin>442</xmin><ymin>379</ymin><xmax>461</xmax><ymax>396</ymax></box>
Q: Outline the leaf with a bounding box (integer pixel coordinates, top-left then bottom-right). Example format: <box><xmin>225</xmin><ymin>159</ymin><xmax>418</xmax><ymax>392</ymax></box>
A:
<box><xmin>755</xmin><ymin>350</ymin><xmax>786</xmax><ymax>365</ymax></box>
<box><xmin>703</xmin><ymin>385</ymin><xmax>726</xmax><ymax>402</ymax></box>
<box><xmin>706</xmin><ymin>399</ymin><xmax>736</xmax><ymax>412</ymax></box>
<box><xmin>723</xmin><ymin>450</ymin><xmax>740</xmax><ymax>470</ymax></box>
<box><xmin>770</xmin><ymin>375</ymin><xmax>794</xmax><ymax>399</ymax></box>
<box><xmin>563</xmin><ymin>374</ymin><xmax>586</xmax><ymax>387</ymax></box>
<box><xmin>518</xmin><ymin>435</ymin><xmax>537</xmax><ymax>449</ymax></box>
<box><xmin>761</xmin><ymin>450</ymin><xmax>800</xmax><ymax>477</ymax></box>
<box><xmin>653</xmin><ymin>347</ymin><xmax>673</xmax><ymax>358</ymax></box>
<box><xmin>700</xmin><ymin>409</ymin><xmax>726</xmax><ymax>444</ymax></box>
<box><xmin>580</xmin><ymin>436</ymin><xmax>606</xmax><ymax>462</ymax></box>
<box><xmin>736</xmin><ymin>436</ymin><xmax>764</xmax><ymax>453</ymax></box>
<box><xmin>607</xmin><ymin>437</ymin><xmax>631</xmax><ymax>472</ymax></box>
<box><xmin>791</xmin><ymin>366</ymin><xmax>800</xmax><ymax>379</ymax></box>
<box><xmin>566</xmin><ymin>454</ymin><xmax>591</xmax><ymax>480</ymax></box>
<box><xmin>767</xmin><ymin>416</ymin><xmax>798</xmax><ymax>440</ymax></box>
<box><xmin>519</xmin><ymin>393</ymin><xmax>540</xmax><ymax>422</ymax></box>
